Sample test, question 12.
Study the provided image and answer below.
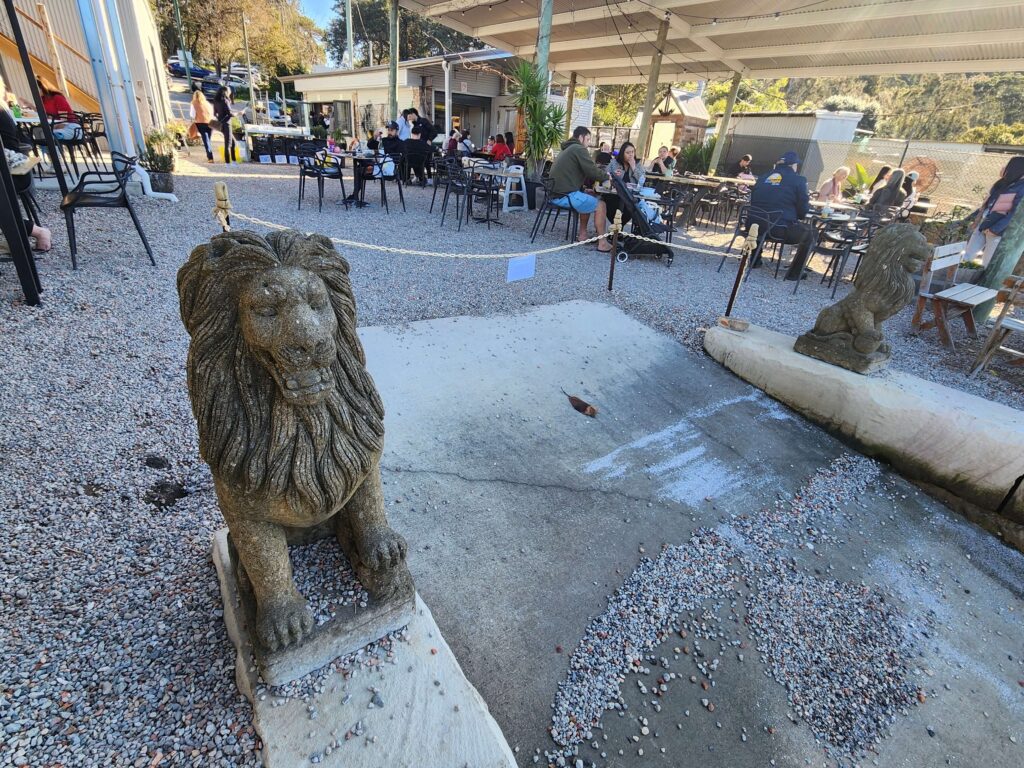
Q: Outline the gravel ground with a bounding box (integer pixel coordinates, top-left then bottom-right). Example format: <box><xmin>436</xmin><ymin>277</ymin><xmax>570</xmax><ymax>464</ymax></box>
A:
<box><xmin>545</xmin><ymin>455</ymin><xmax>926</xmax><ymax>767</ymax></box>
<box><xmin>0</xmin><ymin>156</ymin><xmax>1018</xmax><ymax>767</ymax></box>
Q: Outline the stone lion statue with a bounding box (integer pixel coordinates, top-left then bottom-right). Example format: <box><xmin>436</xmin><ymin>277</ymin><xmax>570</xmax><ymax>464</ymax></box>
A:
<box><xmin>794</xmin><ymin>223</ymin><xmax>931</xmax><ymax>373</ymax></box>
<box><xmin>178</xmin><ymin>229</ymin><xmax>411</xmax><ymax>651</ymax></box>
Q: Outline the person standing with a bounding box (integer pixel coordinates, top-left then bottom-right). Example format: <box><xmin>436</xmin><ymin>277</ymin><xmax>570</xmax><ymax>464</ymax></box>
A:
<box><xmin>212</xmin><ymin>87</ymin><xmax>236</xmax><ymax>164</ymax></box>
<box><xmin>190</xmin><ymin>88</ymin><xmax>215</xmax><ymax>163</ymax></box>
<box><xmin>749</xmin><ymin>151</ymin><xmax>813</xmax><ymax>280</ymax></box>
<box><xmin>965</xmin><ymin>156</ymin><xmax>1024</xmax><ymax>266</ymax></box>
<box><xmin>398</xmin><ymin>109</ymin><xmax>412</xmax><ymax>141</ymax></box>
<box><xmin>548</xmin><ymin>126</ymin><xmax>611</xmax><ymax>251</ymax></box>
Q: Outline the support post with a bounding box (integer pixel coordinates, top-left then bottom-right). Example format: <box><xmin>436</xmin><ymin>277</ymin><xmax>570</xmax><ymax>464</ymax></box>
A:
<box><xmin>36</xmin><ymin>2</ymin><xmax>68</xmax><ymax>96</ymax></box>
<box><xmin>973</xmin><ymin>201</ymin><xmax>1024</xmax><ymax>323</ymax></box>
<box><xmin>636</xmin><ymin>13</ymin><xmax>670</xmax><ymax>160</ymax></box>
<box><xmin>708</xmin><ymin>71</ymin><xmax>742</xmax><ymax>176</ymax></box>
<box><xmin>5</xmin><ymin>0</ymin><xmax>66</xmax><ymax>195</ymax></box>
<box><xmin>442</xmin><ymin>59</ymin><xmax>452</xmax><ymax>138</ymax></box>
<box><xmin>564</xmin><ymin>71</ymin><xmax>577</xmax><ymax>136</ymax></box>
<box><xmin>388</xmin><ymin>0</ymin><xmax>399</xmax><ymax>120</ymax></box>
<box><xmin>534</xmin><ymin>0</ymin><xmax>553</xmax><ymax>77</ymax></box>
<box><xmin>242</xmin><ymin>14</ymin><xmax>256</xmax><ymax>124</ymax></box>
<box><xmin>344</xmin><ymin>0</ymin><xmax>355</xmax><ymax>68</ymax></box>
<box><xmin>171</xmin><ymin>0</ymin><xmax>191</xmax><ymax>92</ymax></box>
<box><xmin>607</xmin><ymin>210</ymin><xmax>623</xmax><ymax>291</ymax></box>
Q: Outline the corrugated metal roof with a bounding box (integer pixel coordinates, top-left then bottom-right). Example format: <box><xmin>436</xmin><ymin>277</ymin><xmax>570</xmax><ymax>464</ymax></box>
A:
<box><xmin>401</xmin><ymin>0</ymin><xmax>1024</xmax><ymax>83</ymax></box>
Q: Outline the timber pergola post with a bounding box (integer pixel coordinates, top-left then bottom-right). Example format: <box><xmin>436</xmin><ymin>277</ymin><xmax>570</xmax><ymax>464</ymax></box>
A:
<box><xmin>535</xmin><ymin>0</ymin><xmax>554</xmax><ymax>76</ymax></box>
<box><xmin>564</xmin><ymin>70</ymin><xmax>577</xmax><ymax>135</ymax></box>
<box><xmin>389</xmin><ymin>0</ymin><xmax>400</xmax><ymax>119</ymax></box>
<box><xmin>707</xmin><ymin>70</ymin><xmax>741</xmax><ymax>175</ymax></box>
<box><xmin>636</xmin><ymin>12</ymin><xmax>670</xmax><ymax>159</ymax></box>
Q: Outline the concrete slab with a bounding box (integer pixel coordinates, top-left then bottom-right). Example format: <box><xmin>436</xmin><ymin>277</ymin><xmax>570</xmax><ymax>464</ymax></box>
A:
<box><xmin>358</xmin><ymin>301</ymin><xmax>1024</xmax><ymax>767</ymax></box>
<box><xmin>213</xmin><ymin>529</ymin><xmax>515</xmax><ymax>767</ymax></box>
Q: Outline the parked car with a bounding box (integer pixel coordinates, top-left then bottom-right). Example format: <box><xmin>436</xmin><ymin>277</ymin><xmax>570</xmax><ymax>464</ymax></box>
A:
<box><xmin>199</xmin><ymin>77</ymin><xmax>222</xmax><ymax>99</ymax></box>
<box><xmin>167</xmin><ymin>61</ymin><xmax>213</xmax><ymax>80</ymax></box>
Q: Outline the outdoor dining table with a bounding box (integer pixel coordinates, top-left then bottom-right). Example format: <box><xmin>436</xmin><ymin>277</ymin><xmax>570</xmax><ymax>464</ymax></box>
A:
<box><xmin>809</xmin><ymin>199</ymin><xmax>860</xmax><ymax>212</ymax></box>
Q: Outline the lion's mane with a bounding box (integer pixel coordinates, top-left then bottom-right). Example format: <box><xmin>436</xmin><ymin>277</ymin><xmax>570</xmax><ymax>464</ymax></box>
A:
<box><xmin>848</xmin><ymin>224</ymin><xmax>926</xmax><ymax>317</ymax></box>
<box><xmin>177</xmin><ymin>229</ymin><xmax>384</xmax><ymax>516</ymax></box>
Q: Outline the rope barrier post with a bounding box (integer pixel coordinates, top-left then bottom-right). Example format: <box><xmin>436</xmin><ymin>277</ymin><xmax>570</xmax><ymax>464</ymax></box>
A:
<box><xmin>213</xmin><ymin>182</ymin><xmax>233</xmax><ymax>232</ymax></box>
<box><xmin>607</xmin><ymin>210</ymin><xmax>623</xmax><ymax>292</ymax></box>
<box><xmin>724</xmin><ymin>222</ymin><xmax>758</xmax><ymax>317</ymax></box>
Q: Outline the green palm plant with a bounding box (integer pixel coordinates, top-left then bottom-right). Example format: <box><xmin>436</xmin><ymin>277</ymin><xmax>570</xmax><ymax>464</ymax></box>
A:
<box><xmin>844</xmin><ymin>162</ymin><xmax>873</xmax><ymax>196</ymax></box>
<box><xmin>510</xmin><ymin>61</ymin><xmax>567</xmax><ymax>180</ymax></box>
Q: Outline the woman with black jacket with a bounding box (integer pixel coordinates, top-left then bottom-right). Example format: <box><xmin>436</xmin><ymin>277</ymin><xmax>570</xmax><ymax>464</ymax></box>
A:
<box><xmin>212</xmin><ymin>87</ymin><xmax>236</xmax><ymax>164</ymax></box>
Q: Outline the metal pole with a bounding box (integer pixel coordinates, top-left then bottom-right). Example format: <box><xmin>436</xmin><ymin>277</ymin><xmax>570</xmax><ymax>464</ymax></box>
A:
<box><xmin>607</xmin><ymin>210</ymin><xmax>622</xmax><ymax>291</ymax></box>
<box><xmin>388</xmin><ymin>0</ymin><xmax>399</xmax><ymax>120</ymax></box>
<box><xmin>442</xmin><ymin>59</ymin><xmax>451</xmax><ymax>138</ymax></box>
<box><xmin>725</xmin><ymin>223</ymin><xmax>758</xmax><ymax>316</ymax></box>
<box><xmin>171</xmin><ymin>0</ymin><xmax>191</xmax><ymax>92</ymax></box>
<box><xmin>242</xmin><ymin>14</ymin><xmax>256</xmax><ymax>124</ymax></box>
<box><xmin>535</xmin><ymin>0</ymin><xmax>553</xmax><ymax>76</ymax></box>
<box><xmin>36</xmin><ymin>2</ymin><xmax>68</xmax><ymax>96</ymax></box>
<box><xmin>636</xmin><ymin>13</ymin><xmax>670</xmax><ymax>160</ymax></box>
<box><xmin>564</xmin><ymin>71</ymin><xmax>577</xmax><ymax>137</ymax></box>
<box><xmin>4</xmin><ymin>0</ymin><xmax>66</xmax><ymax>196</ymax></box>
<box><xmin>708</xmin><ymin>71</ymin><xmax>742</xmax><ymax>176</ymax></box>
<box><xmin>345</xmin><ymin>0</ymin><xmax>355</xmax><ymax>69</ymax></box>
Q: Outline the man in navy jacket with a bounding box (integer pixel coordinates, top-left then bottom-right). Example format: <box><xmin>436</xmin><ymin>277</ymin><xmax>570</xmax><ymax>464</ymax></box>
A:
<box><xmin>749</xmin><ymin>151</ymin><xmax>815</xmax><ymax>280</ymax></box>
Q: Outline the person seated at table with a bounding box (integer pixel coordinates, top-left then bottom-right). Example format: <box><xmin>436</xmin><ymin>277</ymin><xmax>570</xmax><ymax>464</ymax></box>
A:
<box><xmin>348</xmin><ymin>135</ymin><xmax>363</xmax><ymax>154</ymax></box>
<box><xmin>489</xmin><ymin>133</ymin><xmax>512</xmax><ymax>163</ymax></box>
<box><xmin>381</xmin><ymin>120</ymin><xmax>403</xmax><ymax>156</ymax></box>
<box><xmin>867</xmin><ymin>165</ymin><xmax>891</xmax><ymax>195</ymax></box>
<box><xmin>504</xmin><ymin>131</ymin><xmax>516</xmax><ymax>155</ymax></box>
<box><xmin>749</xmin><ymin>151</ymin><xmax>813</xmax><ymax>280</ymax></box>
<box><xmin>603</xmin><ymin>141</ymin><xmax>645</xmax><ymax>226</ymax></box>
<box><xmin>458</xmin><ymin>130</ymin><xmax>474</xmax><ymax>156</ymax></box>
<box><xmin>444</xmin><ymin>129</ymin><xmax>459</xmax><ymax>156</ymax></box>
<box><xmin>896</xmin><ymin>171</ymin><xmax>919</xmax><ymax>220</ymax></box>
<box><xmin>594</xmin><ymin>141</ymin><xmax>613</xmax><ymax>166</ymax></box>
<box><xmin>817</xmin><ymin>166</ymin><xmax>849</xmax><ymax>203</ymax></box>
<box><xmin>649</xmin><ymin>145</ymin><xmax>674</xmax><ymax>176</ymax></box>
<box><xmin>729</xmin><ymin>154</ymin><xmax>753</xmax><ymax>178</ymax></box>
<box><xmin>1</xmin><ymin>76</ymin><xmax>50</xmax><ymax>251</ymax></box>
<box><xmin>549</xmin><ymin>126</ymin><xmax>611</xmax><ymax>252</ymax></box>
<box><xmin>867</xmin><ymin>168</ymin><xmax>906</xmax><ymax>211</ymax></box>
<box><xmin>36</xmin><ymin>76</ymin><xmax>81</xmax><ymax>141</ymax></box>
<box><xmin>404</xmin><ymin>126</ymin><xmax>431</xmax><ymax>186</ymax></box>
<box><xmin>366</xmin><ymin>131</ymin><xmax>381</xmax><ymax>152</ymax></box>
<box><xmin>484</xmin><ymin>136</ymin><xmax>495</xmax><ymax>153</ymax></box>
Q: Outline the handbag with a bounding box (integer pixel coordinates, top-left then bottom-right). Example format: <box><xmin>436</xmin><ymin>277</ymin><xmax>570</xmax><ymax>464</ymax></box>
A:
<box><xmin>187</xmin><ymin>122</ymin><xmax>199</xmax><ymax>141</ymax></box>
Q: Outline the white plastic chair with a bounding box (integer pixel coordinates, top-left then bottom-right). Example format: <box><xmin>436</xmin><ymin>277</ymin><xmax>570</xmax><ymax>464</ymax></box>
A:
<box><xmin>502</xmin><ymin>165</ymin><xmax>527</xmax><ymax>213</ymax></box>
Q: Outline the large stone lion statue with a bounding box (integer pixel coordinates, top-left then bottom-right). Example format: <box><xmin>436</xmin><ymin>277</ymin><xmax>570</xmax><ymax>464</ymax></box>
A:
<box><xmin>794</xmin><ymin>223</ymin><xmax>931</xmax><ymax>373</ymax></box>
<box><xmin>178</xmin><ymin>229</ymin><xmax>411</xmax><ymax>652</ymax></box>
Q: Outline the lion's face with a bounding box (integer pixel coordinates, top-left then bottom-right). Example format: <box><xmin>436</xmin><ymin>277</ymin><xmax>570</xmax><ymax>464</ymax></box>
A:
<box><xmin>238</xmin><ymin>266</ymin><xmax>338</xmax><ymax>406</ymax></box>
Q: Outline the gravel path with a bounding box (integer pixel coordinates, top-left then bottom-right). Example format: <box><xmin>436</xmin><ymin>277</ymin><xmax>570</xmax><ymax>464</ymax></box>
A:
<box><xmin>0</xmin><ymin>156</ymin><xmax>1018</xmax><ymax>767</ymax></box>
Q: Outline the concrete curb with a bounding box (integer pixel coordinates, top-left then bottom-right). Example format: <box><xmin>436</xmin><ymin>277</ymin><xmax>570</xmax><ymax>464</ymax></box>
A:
<box><xmin>703</xmin><ymin>324</ymin><xmax>1024</xmax><ymax>529</ymax></box>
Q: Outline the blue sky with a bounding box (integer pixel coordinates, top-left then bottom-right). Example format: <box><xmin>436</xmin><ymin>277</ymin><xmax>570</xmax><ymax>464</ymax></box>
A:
<box><xmin>301</xmin><ymin>0</ymin><xmax>336</xmax><ymax>28</ymax></box>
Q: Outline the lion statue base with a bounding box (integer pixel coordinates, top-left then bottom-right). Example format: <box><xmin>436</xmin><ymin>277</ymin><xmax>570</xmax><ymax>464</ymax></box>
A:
<box><xmin>178</xmin><ymin>229</ymin><xmax>415</xmax><ymax>676</ymax></box>
<box><xmin>794</xmin><ymin>224</ymin><xmax>931</xmax><ymax>375</ymax></box>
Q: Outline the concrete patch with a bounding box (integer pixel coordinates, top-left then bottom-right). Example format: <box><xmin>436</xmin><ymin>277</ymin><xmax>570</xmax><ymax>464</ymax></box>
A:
<box><xmin>212</xmin><ymin>530</ymin><xmax>516</xmax><ymax>767</ymax></box>
<box><xmin>704</xmin><ymin>323</ymin><xmax>1024</xmax><ymax>526</ymax></box>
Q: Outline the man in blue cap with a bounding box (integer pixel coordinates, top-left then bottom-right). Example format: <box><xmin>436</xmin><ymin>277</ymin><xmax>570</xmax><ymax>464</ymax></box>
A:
<box><xmin>748</xmin><ymin>150</ymin><xmax>814</xmax><ymax>280</ymax></box>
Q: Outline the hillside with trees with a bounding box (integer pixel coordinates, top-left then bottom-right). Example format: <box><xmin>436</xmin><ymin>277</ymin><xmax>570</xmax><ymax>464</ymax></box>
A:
<box><xmin>594</xmin><ymin>73</ymin><xmax>1024</xmax><ymax>145</ymax></box>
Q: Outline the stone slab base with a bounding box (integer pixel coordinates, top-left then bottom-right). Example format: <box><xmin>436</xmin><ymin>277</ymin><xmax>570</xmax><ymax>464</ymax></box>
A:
<box><xmin>794</xmin><ymin>331</ymin><xmax>890</xmax><ymax>374</ymax></box>
<box><xmin>212</xmin><ymin>529</ymin><xmax>414</xmax><ymax>686</ymax></box>
<box><xmin>704</xmin><ymin>324</ymin><xmax>1024</xmax><ymax>527</ymax></box>
<box><xmin>212</xmin><ymin>530</ymin><xmax>516</xmax><ymax>768</ymax></box>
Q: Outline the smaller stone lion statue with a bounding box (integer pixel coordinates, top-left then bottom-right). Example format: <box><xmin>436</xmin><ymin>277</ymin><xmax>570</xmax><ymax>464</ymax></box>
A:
<box><xmin>794</xmin><ymin>223</ymin><xmax>931</xmax><ymax>374</ymax></box>
<box><xmin>178</xmin><ymin>229</ymin><xmax>412</xmax><ymax>652</ymax></box>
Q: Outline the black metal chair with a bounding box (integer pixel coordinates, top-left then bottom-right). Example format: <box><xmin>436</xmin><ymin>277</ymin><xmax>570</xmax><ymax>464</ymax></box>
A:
<box><xmin>439</xmin><ymin>163</ymin><xmax>471</xmax><ymax>230</ymax></box>
<box><xmin>297</xmin><ymin>144</ymin><xmax>346</xmax><ymax>212</ymax></box>
<box><xmin>813</xmin><ymin>218</ymin><xmax>870</xmax><ymax>298</ymax></box>
<box><xmin>717</xmin><ymin>206</ymin><xmax>786</xmax><ymax>280</ymax></box>
<box><xmin>466</xmin><ymin>167</ymin><xmax>503</xmax><ymax>229</ymax></box>
<box><xmin>60</xmin><ymin>151</ymin><xmax>155</xmax><ymax>270</ymax></box>
<box><xmin>429</xmin><ymin>155</ymin><xmax>452</xmax><ymax>213</ymax></box>
<box><xmin>81</xmin><ymin>113</ymin><xmax>109</xmax><ymax>170</ymax></box>
<box><xmin>362</xmin><ymin>153</ymin><xmax>405</xmax><ymax>213</ymax></box>
<box><xmin>530</xmin><ymin>177</ymin><xmax>579</xmax><ymax>243</ymax></box>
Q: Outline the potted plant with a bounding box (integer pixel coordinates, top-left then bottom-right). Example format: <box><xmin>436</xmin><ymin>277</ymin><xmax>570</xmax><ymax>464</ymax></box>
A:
<box><xmin>141</xmin><ymin>128</ymin><xmax>176</xmax><ymax>193</ymax></box>
<box><xmin>843</xmin><ymin>162</ymin><xmax>873</xmax><ymax>203</ymax></box>
<box><xmin>509</xmin><ymin>61</ymin><xmax>566</xmax><ymax>208</ymax></box>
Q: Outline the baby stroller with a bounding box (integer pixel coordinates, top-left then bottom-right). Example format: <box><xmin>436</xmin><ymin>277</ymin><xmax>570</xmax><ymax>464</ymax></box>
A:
<box><xmin>609</xmin><ymin>174</ymin><xmax>674</xmax><ymax>266</ymax></box>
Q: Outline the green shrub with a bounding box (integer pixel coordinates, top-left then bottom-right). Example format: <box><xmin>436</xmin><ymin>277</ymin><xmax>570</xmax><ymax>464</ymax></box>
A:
<box><xmin>141</xmin><ymin>128</ymin><xmax>176</xmax><ymax>173</ymax></box>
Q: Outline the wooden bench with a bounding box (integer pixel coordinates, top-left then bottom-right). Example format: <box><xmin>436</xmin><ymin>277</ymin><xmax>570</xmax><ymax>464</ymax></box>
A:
<box><xmin>969</xmin><ymin>275</ymin><xmax>1024</xmax><ymax>376</ymax></box>
<box><xmin>910</xmin><ymin>241</ymin><xmax>999</xmax><ymax>350</ymax></box>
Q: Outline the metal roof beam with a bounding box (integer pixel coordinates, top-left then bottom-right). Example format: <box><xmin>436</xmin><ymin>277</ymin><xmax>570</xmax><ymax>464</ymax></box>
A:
<box><xmin>691</xmin><ymin>0</ymin><xmax>1024</xmax><ymax>37</ymax></box>
<box><xmin>667</xmin><ymin>13</ymin><xmax>745</xmax><ymax>73</ymax></box>
<box><xmin>471</xmin><ymin>0</ymin><xmax>703</xmax><ymax>38</ymax></box>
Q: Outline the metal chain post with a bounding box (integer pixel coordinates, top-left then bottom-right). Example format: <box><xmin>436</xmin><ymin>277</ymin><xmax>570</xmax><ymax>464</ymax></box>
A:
<box><xmin>607</xmin><ymin>210</ymin><xmax>623</xmax><ymax>291</ymax></box>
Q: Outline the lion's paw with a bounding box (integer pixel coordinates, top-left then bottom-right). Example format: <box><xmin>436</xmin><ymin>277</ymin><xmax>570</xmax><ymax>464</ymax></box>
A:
<box><xmin>256</xmin><ymin>594</ymin><xmax>314</xmax><ymax>652</ymax></box>
<box><xmin>357</xmin><ymin>525</ymin><xmax>408</xmax><ymax>571</ymax></box>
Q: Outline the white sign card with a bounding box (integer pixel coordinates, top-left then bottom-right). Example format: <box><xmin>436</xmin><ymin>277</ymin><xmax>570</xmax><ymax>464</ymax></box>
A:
<box><xmin>506</xmin><ymin>254</ymin><xmax>536</xmax><ymax>282</ymax></box>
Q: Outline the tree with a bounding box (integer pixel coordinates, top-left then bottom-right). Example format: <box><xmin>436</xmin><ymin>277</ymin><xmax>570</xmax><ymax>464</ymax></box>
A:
<box><xmin>323</xmin><ymin>1</ymin><xmax>482</xmax><ymax>67</ymax></box>
<box><xmin>959</xmin><ymin>123</ymin><xmax>1024</xmax><ymax>146</ymax></box>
